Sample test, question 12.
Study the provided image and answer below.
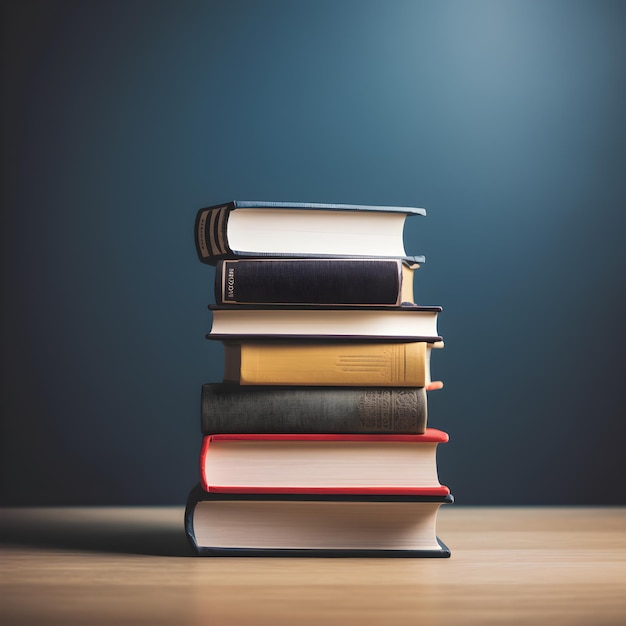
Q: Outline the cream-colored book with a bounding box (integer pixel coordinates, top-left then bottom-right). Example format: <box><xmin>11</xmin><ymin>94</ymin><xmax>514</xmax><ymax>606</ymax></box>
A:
<box><xmin>209</xmin><ymin>305</ymin><xmax>440</xmax><ymax>339</ymax></box>
<box><xmin>224</xmin><ymin>341</ymin><xmax>441</xmax><ymax>387</ymax></box>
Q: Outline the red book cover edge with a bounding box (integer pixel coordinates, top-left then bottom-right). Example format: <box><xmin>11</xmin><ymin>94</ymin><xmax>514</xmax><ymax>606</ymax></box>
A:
<box><xmin>203</xmin><ymin>429</ymin><xmax>449</xmax><ymax>444</ymax></box>
<box><xmin>203</xmin><ymin>485</ymin><xmax>451</xmax><ymax>496</ymax></box>
<box><xmin>198</xmin><ymin>430</ymin><xmax>450</xmax><ymax>495</ymax></box>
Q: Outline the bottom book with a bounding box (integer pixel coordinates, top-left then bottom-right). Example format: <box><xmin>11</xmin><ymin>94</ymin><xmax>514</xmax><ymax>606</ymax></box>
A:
<box><xmin>185</xmin><ymin>484</ymin><xmax>453</xmax><ymax>557</ymax></box>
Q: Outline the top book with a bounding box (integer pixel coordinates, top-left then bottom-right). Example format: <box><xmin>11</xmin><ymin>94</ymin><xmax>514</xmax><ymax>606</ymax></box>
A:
<box><xmin>194</xmin><ymin>201</ymin><xmax>426</xmax><ymax>265</ymax></box>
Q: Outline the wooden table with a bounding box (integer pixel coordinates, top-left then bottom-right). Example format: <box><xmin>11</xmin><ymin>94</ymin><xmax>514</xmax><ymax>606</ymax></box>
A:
<box><xmin>2</xmin><ymin>506</ymin><xmax>625</xmax><ymax>625</ymax></box>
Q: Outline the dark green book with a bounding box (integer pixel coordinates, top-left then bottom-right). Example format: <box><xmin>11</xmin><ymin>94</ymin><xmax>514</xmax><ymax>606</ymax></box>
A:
<box><xmin>201</xmin><ymin>384</ymin><xmax>428</xmax><ymax>434</ymax></box>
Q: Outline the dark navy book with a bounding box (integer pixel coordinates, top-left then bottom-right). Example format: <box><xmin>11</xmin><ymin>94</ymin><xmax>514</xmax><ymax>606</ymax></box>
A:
<box><xmin>195</xmin><ymin>200</ymin><xmax>426</xmax><ymax>264</ymax></box>
<box><xmin>185</xmin><ymin>484</ymin><xmax>452</xmax><ymax>557</ymax></box>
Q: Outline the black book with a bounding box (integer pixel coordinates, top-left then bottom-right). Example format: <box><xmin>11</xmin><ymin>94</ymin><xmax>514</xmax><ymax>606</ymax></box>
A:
<box><xmin>185</xmin><ymin>485</ymin><xmax>453</xmax><ymax>557</ymax></box>
<box><xmin>215</xmin><ymin>258</ymin><xmax>418</xmax><ymax>306</ymax></box>
<box><xmin>201</xmin><ymin>384</ymin><xmax>428</xmax><ymax>434</ymax></box>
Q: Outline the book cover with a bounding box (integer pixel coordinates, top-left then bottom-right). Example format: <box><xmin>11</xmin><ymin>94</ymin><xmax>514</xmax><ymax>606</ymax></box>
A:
<box><xmin>208</xmin><ymin>304</ymin><xmax>442</xmax><ymax>341</ymax></box>
<box><xmin>199</xmin><ymin>430</ymin><xmax>450</xmax><ymax>495</ymax></box>
<box><xmin>222</xmin><ymin>340</ymin><xmax>441</xmax><ymax>387</ymax></box>
<box><xmin>215</xmin><ymin>258</ymin><xmax>417</xmax><ymax>306</ymax></box>
<box><xmin>195</xmin><ymin>200</ymin><xmax>426</xmax><ymax>265</ymax></box>
<box><xmin>185</xmin><ymin>484</ymin><xmax>453</xmax><ymax>557</ymax></box>
<box><xmin>201</xmin><ymin>384</ymin><xmax>428</xmax><ymax>434</ymax></box>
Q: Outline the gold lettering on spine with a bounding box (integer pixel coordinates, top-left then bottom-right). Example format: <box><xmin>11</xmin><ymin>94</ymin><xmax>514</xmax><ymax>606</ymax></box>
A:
<box><xmin>226</xmin><ymin>267</ymin><xmax>236</xmax><ymax>299</ymax></box>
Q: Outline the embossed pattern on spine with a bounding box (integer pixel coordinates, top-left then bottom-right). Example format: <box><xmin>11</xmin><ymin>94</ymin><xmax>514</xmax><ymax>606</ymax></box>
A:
<box><xmin>356</xmin><ymin>389</ymin><xmax>424</xmax><ymax>432</ymax></box>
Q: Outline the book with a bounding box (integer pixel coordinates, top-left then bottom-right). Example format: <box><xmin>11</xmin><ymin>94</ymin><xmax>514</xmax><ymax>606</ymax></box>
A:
<box><xmin>201</xmin><ymin>384</ymin><xmax>429</xmax><ymax>434</ymax></box>
<box><xmin>198</xmin><ymin>430</ymin><xmax>449</xmax><ymax>494</ymax></box>
<box><xmin>222</xmin><ymin>340</ymin><xmax>442</xmax><ymax>387</ymax></box>
<box><xmin>215</xmin><ymin>258</ymin><xmax>417</xmax><ymax>306</ymax></box>
<box><xmin>194</xmin><ymin>200</ymin><xmax>426</xmax><ymax>265</ymax></box>
<box><xmin>208</xmin><ymin>304</ymin><xmax>441</xmax><ymax>341</ymax></box>
<box><xmin>185</xmin><ymin>485</ymin><xmax>453</xmax><ymax>557</ymax></box>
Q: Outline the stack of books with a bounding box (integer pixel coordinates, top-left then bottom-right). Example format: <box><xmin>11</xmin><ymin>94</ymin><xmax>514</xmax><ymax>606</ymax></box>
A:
<box><xmin>185</xmin><ymin>201</ymin><xmax>453</xmax><ymax>556</ymax></box>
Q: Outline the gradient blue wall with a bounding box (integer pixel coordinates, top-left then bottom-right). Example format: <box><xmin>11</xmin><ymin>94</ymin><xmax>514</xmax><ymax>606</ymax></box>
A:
<box><xmin>2</xmin><ymin>0</ymin><xmax>625</xmax><ymax>504</ymax></box>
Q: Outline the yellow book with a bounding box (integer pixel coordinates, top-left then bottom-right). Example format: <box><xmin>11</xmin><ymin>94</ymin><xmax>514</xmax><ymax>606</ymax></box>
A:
<box><xmin>224</xmin><ymin>341</ymin><xmax>439</xmax><ymax>387</ymax></box>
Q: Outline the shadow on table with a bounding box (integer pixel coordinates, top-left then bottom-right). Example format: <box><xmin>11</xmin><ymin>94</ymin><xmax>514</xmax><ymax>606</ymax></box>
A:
<box><xmin>0</xmin><ymin>509</ymin><xmax>194</xmax><ymax>557</ymax></box>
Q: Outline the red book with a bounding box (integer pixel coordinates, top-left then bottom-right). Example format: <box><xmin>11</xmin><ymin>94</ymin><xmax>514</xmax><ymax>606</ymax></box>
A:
<box><xmin>199</xmin><ymin>429</ymin><xmax>450</xmax><ymax>496</ymax></box>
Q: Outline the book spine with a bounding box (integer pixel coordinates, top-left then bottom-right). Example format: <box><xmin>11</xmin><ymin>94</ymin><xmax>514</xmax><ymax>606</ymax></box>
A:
<box><xmin>195</xmin><ymin>204</ymin><xmax>233</xmax><ymax>264</ymax></box>
<box><xmin>234</xmin><ymin>341</ymin><xmax>427</xmax><ymax>386</ymax></box>
<box><xmin>201</xmin><ymin>384</ymin><xmax>427</xmax><ymax>434</ymax></box>
<box><xmin>215</xmin><ymin>259</ymin><xmax>406</xmax><ymax>306</ymax></box>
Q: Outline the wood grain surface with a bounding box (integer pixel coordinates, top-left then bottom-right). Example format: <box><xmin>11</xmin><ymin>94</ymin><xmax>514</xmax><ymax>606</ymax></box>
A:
<box><xmin>1</xmin><ymin>506</ymin><xmax>625</xmax><ymax>625</ymax></box>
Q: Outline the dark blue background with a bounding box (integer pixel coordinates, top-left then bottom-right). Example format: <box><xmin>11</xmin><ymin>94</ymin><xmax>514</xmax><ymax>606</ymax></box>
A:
<box><xmin>2</xmin><ymin>0</ymin><xmax>625</xmax><ymax>504</ymax></box>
